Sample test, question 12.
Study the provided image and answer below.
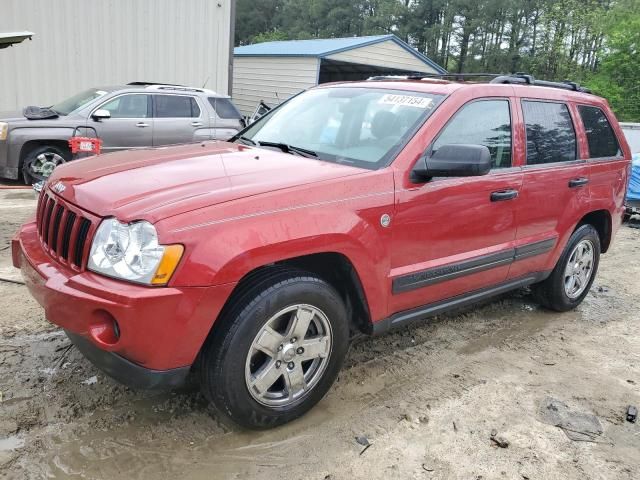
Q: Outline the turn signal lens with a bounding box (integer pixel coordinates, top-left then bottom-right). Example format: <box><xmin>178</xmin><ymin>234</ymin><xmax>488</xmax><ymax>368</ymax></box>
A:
<box><xmin>0</xmin><ymin>123</ymin><xmax>8</xmax><ymax>141</ymax></box>
<box><xmin>151</xmin><ymin>245</ymin><xmax>184</xmax><ymax>285</ymax></box>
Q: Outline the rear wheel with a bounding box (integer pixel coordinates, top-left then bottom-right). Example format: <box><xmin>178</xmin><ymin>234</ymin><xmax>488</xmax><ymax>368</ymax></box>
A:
<box><xmin>199</xmin><ymin>268</ymin><xmax>349</xmax><ymax>429</ymax></box>
<box><xmin>533</xmin><ymin>224</ymin><xmax>600</xmax><ymax>311</ymax></box>
<box><xmin>22</xmin><ymin>145</ymin><xmax>70</xmax><ymax>184</ymax></box>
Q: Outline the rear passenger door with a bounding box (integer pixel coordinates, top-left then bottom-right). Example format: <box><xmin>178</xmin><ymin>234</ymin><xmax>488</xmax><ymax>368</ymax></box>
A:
<box><xmin>152</xmin><ymin>94</ymin><xmax>206</xmax><ymax>146</ymax></box>
<box><xmin>509</xmin><ymin>100</ymin><xmax>590</xmax><ymax>280</ymax></box>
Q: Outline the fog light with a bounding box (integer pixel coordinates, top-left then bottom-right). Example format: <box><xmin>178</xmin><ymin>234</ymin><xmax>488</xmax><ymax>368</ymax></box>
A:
<box><xmin>88</xmin><ymin>310</ymin><xmax>120</xmax><ymax>346</ymax></box>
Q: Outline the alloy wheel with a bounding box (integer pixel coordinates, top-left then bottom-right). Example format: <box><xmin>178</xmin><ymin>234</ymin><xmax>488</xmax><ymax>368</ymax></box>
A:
<box><xmin>245</xmin><ymin>304</ymin><xmax>333</xmax><ymax>407</ymax></box>
<box><xmin>563</xmin><ymin>239</ymin><xmax>595</xmax><ymax>299</ymax></box>
<box><xmin>27</xmin><ymin>151</ymin><xmax>66</xmax><ymax>182</ymax></box>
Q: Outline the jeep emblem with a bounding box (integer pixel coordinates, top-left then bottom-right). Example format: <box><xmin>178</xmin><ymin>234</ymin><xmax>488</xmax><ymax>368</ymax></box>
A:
<box><xmin>52</xmin><ymin>181</ymin><xmax>66</xmax><ymax>194</ymax></box>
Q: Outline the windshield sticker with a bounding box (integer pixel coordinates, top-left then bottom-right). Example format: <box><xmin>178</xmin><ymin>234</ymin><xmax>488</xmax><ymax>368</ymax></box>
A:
<box><xmin>379</xmin><ymin>94</ymin><xmax>433</xmax><ymax>109</ymax></box>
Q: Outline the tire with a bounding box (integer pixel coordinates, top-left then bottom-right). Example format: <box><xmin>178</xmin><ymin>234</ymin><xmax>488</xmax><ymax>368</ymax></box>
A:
<box><xmin>533</xmin><ymin>224</ymin><xmax>600</xmax><ymax>312</ymax></box>
<box><xmin>22</xmin><ymin>145</ymin><xmax>70</xmax><ymax>184</ymax></box>
<box><xmin>199</xmin><ymin>267</ymin><xmax>350</xmax><ymax>429</ymax></box>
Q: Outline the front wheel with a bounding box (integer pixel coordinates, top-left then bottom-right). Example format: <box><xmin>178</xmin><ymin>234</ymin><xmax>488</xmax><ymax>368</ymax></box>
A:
<box><xmin>533</xmin><ymin>224</ymin><xmax>600</xmax><ymax>311</ymax></box>
<box><xmin>22</xmin><ymin>145</ymin><xmax>70</xmax><ymax>184</ymax></box>
<box><xmin>199</xmin><ymin>268</ymin><xmax>349</xmax><ymax>429</ymax></box>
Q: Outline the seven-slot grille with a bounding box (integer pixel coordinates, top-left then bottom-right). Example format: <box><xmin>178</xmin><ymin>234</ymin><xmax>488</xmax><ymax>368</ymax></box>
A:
<box><xmin>36</xmin><ymin>190</ymin><xmax>95</xmax><ymax>270</ymax></box>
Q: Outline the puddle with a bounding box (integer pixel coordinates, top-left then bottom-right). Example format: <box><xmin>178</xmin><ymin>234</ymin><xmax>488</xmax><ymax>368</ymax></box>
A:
<box><xmin>35</xmin><ymin>395</ymin><xmax>340</xmax><ymax>478</ymax></box>
<box><xmin>0</xmin><ymin>435</ymin><xmax>25</xmax><ymax>451</ymax></box>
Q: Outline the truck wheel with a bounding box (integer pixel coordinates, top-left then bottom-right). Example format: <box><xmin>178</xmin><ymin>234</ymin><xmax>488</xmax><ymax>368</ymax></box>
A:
<box><xmin>22</xmin><ymin>145</ymin><xmax>70</xmax><ymax>184</ymax></box>
<box><xmin>533</xmin><ymin>224</ymin><xmax>600</xmax><ymax>312</ymax></box>
<box><xmin>199</xmin><ymin>268</ymin><xmax>349</xmax><ymax>429</ymax></box>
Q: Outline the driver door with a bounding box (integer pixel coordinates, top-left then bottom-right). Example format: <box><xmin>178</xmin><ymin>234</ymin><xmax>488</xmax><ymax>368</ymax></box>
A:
<box><xmin>89</xmin><ymin>93</ymin><xmax>153</xmax><ymax>152</ymax></box>
<box><xmin>390</xmin><ymin>98</ymin><xmax>523</xmax><ymax>314</ymax></box>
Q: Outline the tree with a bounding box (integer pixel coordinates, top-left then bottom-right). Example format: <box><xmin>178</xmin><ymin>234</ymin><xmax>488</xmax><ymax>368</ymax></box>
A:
<box><xmin>587</xmin><ymin>6</ymin><xmax>640</xmax><ymax>121</ymax></box>
<box><xmin>235</xmin><ymin>0</ymin><xmax>639</xmax><ymax>120</ymax></box>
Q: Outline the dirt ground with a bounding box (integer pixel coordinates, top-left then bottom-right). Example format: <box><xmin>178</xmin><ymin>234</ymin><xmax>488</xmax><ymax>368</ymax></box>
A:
<box><xmin>0</xmin><ymin>187</ymin><xmax>639</xmax><ymax>480</ymax></box>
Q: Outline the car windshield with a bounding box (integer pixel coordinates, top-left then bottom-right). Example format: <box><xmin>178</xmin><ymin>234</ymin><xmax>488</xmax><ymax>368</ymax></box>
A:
<box><xmin>238</xmin><ymin>87</ymin><xmax>444</xmax><ymax>169</ymax></box>
<box><xmin>51</xmin><ymin>89</ymin><xmax>110</xmax><ymax>116</ymax></box>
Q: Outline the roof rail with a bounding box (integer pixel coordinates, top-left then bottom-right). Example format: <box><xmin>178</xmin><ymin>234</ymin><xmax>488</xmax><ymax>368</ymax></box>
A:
<box><xmin>127</xmin><ymin>81</ymin><xmax>184</xmax><ymax>87</ymax></box>
<box><xmin>368</xmin><ymin>73</ymin><xmax>500</xmax><ymax>82</ymax></box>
<box><xmin>367</xmin><ymin>72</ymin><xmax>592</xmax><ymax>93</ymax></box>
<box><xmin>490</xmin><ymin>74</ymin><xmax>592</xmax><ymax>93</ymax></box>
<box><xmin>144</xmin><ymin>84</ymin><xmax>217</xmax><ymax>95</ymax></box>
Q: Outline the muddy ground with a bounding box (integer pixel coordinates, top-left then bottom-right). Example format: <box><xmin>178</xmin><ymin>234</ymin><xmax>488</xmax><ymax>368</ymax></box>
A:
<box><xmin>0</xmin><ymin>187</ymin><xmax>639</xmax><ymax>480</ymax></box>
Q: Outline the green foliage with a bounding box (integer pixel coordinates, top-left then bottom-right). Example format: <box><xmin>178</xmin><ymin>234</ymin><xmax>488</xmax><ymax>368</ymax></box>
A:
<box><xmin>236</xmin><ymin>0</ymin><xmax>640</xmax><ymax>120</ymax></box>
<box><xmin>586</xmin><ymin>3</ymin><xmax>640</xmax><ymax>121</ymax></box>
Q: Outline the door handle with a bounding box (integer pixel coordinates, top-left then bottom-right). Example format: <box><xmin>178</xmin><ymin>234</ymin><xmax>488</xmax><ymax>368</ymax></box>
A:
<box><xmin>490</xmin><ymin>189</ymin><xmax>519</xmax><ymax>202</ymax></box>
<box><xmin>568</xmin><ymin>177</ymin><xmax>589</xmax><ymax>188</ymax></box>
<box><xmin>191</xmin><ymin>121</ymin><xmax>203</xmax><ymax>127</ymax></box>
<box><xmin>136</xmin><ymin>122</ymin><xmax>149</xmax><ymax>128</ymax></box>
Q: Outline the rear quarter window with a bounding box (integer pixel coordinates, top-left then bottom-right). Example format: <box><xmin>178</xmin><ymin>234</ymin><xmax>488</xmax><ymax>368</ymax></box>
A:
<box><xmin>208</xmin><ymin>98</ymin><xmax>241</xmax><ymax>119</ymax></box>
<box><xmin>578</xmin><ymin>105</ymin><xmax>622</xmax><ymax>158</ymax></box>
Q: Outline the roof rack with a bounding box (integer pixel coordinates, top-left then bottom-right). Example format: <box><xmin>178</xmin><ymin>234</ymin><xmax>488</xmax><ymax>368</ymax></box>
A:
<box><xmin>368</xmin><ymin>73</ymin><xmax>501</xmax><ymax>81</ymax></box>
<box><xmin>490</xmin><ymin>74</ymin><xmax>591</xmax><ymax>93</ymax></box>
<box><xmin>128</xmin><ymin>82</ymin><xmax>217</xmax><ymax>95</ymax></box>
<box><xmin>367</xmin><ymin>72</ymin><xmax>592</xmax><ymax>93</ymax></box>
<box><xmin>127</xmin><ymin>81</ymin><xmax>184</xmax><ymax>87</ymax></box>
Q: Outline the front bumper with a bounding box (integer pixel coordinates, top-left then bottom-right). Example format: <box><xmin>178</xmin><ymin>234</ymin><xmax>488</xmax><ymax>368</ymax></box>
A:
<box><xmin>65</xmin><ymin>331</ymin><xmax>190</xmax><ymax>389</ymax></box>
<box><xmin>13</xmin><ymin>221</ymin><xmax>236</xmax><ymax>386</ymax></box>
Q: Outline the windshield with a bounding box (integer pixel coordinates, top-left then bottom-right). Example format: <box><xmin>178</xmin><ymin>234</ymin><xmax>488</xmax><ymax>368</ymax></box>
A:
<box><xmin>51</xmin><ymin>89</ymin><xmax>109</xmax><ymax>115</ymax></box>
<box><xmin>239</xmin><ymin>87</ymin><xmax>444</xmax><ymax>169</ymax></box>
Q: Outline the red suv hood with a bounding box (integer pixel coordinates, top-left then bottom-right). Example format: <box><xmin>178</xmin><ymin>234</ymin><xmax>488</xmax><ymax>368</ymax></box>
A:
<box><xmin>47</xmin><ymin>142</ymin><xmax>366</xmax><ymax>222</ymax></box>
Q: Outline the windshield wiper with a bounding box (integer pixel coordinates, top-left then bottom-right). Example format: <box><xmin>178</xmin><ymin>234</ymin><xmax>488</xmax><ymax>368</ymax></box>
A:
<box><xmin>258</xmin><ymin>141</ymin><xmax>318</xmax><ymax>158</ymax></box>
<box><xmin>235</xmin><ymin>135</ymin><xmax>256</xmax><ymax>146</ymax></box>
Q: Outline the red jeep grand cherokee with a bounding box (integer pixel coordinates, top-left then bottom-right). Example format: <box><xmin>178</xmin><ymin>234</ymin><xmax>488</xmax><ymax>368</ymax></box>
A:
<box><xmin>13</xmin><ymin>75</ymin><xmax>631</xmax><ymax>428</ymax></box>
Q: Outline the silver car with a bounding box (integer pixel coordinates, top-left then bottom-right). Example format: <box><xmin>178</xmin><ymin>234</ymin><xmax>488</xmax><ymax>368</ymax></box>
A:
<box><xmin>0</xmin><ymin>83</ymin><xmax>244</xmax><ymax>182</ymax></box>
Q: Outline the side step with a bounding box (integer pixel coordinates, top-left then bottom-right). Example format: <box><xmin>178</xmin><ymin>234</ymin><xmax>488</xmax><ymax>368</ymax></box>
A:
<box><xmin>371</xmin><ymin>272</ymin><xmax>550</xmax><ymax>335</ymax></box>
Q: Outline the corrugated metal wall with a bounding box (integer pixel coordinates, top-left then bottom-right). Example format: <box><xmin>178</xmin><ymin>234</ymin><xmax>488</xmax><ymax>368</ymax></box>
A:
<box><xmin>326</xmin><ymin>40</ymin><xmax>439</xmax><ymax>73</ymax></box>
<box><xmin>0</xmin><ymin>0</ymin><xmax>232</xmax><ymax>110</ymax></box>
<box><xmin>232</xmin><ymin>57</ymin><xmax>318</xmax><ymax>115</ymax></box>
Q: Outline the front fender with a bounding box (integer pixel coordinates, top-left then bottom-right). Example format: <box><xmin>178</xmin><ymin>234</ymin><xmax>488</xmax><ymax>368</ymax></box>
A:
<box><xmin>8</xmin><ymin>126</ymin><xmax>76</xmax><ymax>170</ymax></box>
<box><xmin>158</xmin><ymin>172</ymin><xmax>395</xmax><ymax>322</ymax></box>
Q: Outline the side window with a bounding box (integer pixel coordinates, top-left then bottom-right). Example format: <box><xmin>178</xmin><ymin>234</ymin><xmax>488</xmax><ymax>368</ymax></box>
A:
<box><xmin>99</xmin><ymin>95</ymin><xmax>149</xmax><ymax>118</ymax></box>
<box><xmin>208</xmin><ymin>97</ymin><xmax>241</xmax><ymax>119</ymax></box>
<box><xmin>432</xmin><ymin>99</ymin><xmax>512</xmax><ymax>169</ymax></box>
<box><xmin>154</xmin><ymin>95</ymin><xmax>200</xmax><ymax>118</ymax></box>
<box><xmin>522</xmin><ymin>101</ymin><xmax>576</xmax><ymax>165</ymax></box>
<box><xmin>578</xmin><ymin>105</ymin><xmax>621</xmax><ymax>158</ymax></box>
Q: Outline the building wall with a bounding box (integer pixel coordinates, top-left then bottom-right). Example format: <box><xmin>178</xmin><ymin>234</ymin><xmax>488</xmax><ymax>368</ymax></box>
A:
<box><xmin>327</xmin><ymin>39</ymin><xmax>439</xmax><ymax>74</ymax></box>
<box><xmin>0</xmin><ymin>0</ymin><xmax>232</xmax><ymax>110</ymax></box>
<box><xmin>232</xmin><ymin>56</ymin><xmax>319</xmax><ymax>115</ymax></box>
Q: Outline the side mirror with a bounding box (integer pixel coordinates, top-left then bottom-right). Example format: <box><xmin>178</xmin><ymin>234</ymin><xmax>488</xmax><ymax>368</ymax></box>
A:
<box><xmin>92</xmin><ymin>109</ymin><xmax>111</xmax><ymax>121</ymax></box>
<box><xmin>412</xmin><ymin>144</ymin><xmax>491</xmax><ymax>181</ymax></box>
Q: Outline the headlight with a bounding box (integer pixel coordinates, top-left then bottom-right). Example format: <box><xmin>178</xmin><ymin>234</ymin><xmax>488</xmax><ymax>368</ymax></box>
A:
<box><xmin>0</xmin><ymin>123</ymin><xmax>8</xmax><ymax>141</ymax></box>
<box><xmin>88</xmin><ymin>218</ymin><xmax>183</xmax><ymax>285</ymax></box>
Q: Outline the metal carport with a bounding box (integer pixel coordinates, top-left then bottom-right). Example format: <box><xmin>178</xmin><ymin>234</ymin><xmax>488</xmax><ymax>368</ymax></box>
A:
<box><xmin>232</xmin><ymin>34</ymin><xmax>446</xmax><ymax>116</ymax></box>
